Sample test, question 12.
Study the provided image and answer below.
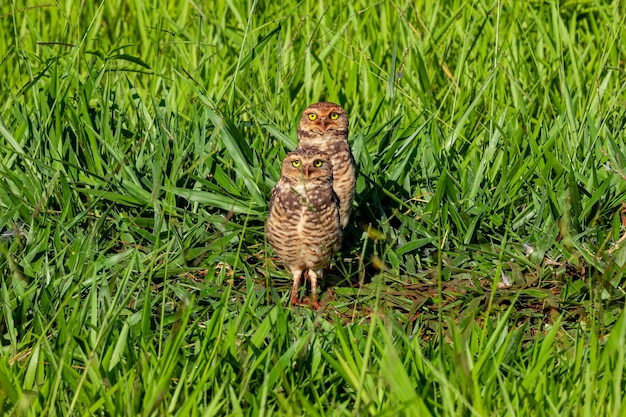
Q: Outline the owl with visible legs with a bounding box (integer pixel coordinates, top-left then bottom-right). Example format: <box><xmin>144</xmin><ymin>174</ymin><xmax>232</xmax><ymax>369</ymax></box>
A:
<box><xmin>297</xmin><ymin>102</ymin><xmax>356</xmax><ymax>229</ymax></box>
<box><xmin>266</xmin><ymin>147</ymin><xmax>341</xmax><ymax>309</ymax></box>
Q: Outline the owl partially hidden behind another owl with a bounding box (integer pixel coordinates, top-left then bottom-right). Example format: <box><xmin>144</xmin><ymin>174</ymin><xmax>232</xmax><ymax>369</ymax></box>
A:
<box><xmin>266</xmin><ymin>147</ymin><xmax>341</xmax><ymax>309</ymax></box>
<box><xmin>297</xmin><ymin>102</ymin><xmax>356</xmax><ymax>229</ymax></box>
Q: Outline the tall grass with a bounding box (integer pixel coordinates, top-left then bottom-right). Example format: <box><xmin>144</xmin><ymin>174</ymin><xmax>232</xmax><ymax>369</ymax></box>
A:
<box><xmin>1</xmin><ymin>0</ymin><xmax>625</xmax><ymax>415</ymax></box>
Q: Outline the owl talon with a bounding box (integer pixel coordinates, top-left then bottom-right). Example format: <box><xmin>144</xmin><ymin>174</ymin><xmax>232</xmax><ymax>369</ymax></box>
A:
<box><xmin>308</xmin><ymin>269</ymin><xmax>320</xmax><ymax>310</ymax></box>
<box><xmin>290</xmin><ymin>292</ymin><xmax>300</xmax><ymax>307</ymax></box>
<box><xmin>290</xmin><ymin>272</ymin><xmax>302</xmax><ymax>307</ymax></box>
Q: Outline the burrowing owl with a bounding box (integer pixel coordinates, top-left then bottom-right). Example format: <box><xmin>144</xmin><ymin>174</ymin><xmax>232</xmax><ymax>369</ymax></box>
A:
<box><xmin>266</xmin><ymin>147</ymin><xmax>341</xmax><ymax>309</ymax></box>
<box><xmin>297</xmin><ymin>102</ymin><xmax>356</xmax><ymax>229</ymax></box>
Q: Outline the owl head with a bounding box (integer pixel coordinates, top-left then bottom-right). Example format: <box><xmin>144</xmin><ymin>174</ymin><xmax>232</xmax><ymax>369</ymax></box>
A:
<box><xmin>297</xmin><ymin>102</ymin><xmax>349</xmax><ymax>139</ymax></box>
<box><xmin>281</xmin><ymin>147</ymin><xmax>334</xmax><ymax>182</ymax></box>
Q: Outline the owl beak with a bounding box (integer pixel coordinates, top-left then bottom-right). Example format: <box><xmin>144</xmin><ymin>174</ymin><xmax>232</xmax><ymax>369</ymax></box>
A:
<box><xmin>304</xmin><ymin>166</ymin><xmax>309</xmax><ymax>178</ymax></box>
<box><xmin>319</xmin><ymin>117</ymin><xmax>327</xmax><ymax>129</ymax></box>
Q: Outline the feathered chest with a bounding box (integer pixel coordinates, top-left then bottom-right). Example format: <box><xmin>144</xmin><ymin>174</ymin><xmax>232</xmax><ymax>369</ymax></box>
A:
<box><xmin>271</xmin><ymin>181</ymin><xmax>337</xmax><ymax>215</ymax></box>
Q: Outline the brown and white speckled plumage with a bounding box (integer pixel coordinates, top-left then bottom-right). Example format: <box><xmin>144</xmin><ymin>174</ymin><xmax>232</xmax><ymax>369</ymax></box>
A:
<box><xmin>266</xmin><ymin>147</ymin><xmax>341</xmax><ymax>309</ymax></box>
<box><xmin>297</xmin><ymin>102</ymin><xmax>356</xmax><ymax>229</ymax></box>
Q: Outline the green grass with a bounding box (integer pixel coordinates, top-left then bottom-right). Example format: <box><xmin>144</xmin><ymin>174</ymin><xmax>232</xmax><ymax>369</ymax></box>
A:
<box><xmin>1</xmin><ymin>0</ymin><xmax>626</xmax><ymax>415</ymax></box>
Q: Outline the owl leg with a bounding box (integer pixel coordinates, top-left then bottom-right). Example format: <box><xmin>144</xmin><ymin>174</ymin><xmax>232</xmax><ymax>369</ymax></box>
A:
<box><xmin>308</xmin><ymin>269</ymin><xmax>321</xmax><ymax>310</ymax></box>
<box><xmin>290</xmin><ymin>269</ymin><xmax>303</xmax><ymax>307</ymax></box>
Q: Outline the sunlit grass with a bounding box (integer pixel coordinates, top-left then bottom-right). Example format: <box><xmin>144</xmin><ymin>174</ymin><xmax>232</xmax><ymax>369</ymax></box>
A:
<box><xmin>1</xmin><ymin>0</ymin><xmax>625</xmax><ymax>415</ymax></box>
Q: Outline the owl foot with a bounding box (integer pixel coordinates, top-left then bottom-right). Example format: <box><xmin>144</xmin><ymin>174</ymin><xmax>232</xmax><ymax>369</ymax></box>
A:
<box><xmin>290</xmin><ymin>270</ymin><xmax>303</xmax><ymax>307</ymax></box>
<box><xmin>290</xmin><ymin>290</ymin><xmax>300</xmax><ymax>307</ymax></box>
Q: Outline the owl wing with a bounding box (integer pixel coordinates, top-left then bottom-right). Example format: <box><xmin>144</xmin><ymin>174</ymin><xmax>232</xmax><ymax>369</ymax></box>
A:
<box><xmin>268</xmin><ymin>185</ymin><xmax>280</xmax><ymax>213</ymax></box>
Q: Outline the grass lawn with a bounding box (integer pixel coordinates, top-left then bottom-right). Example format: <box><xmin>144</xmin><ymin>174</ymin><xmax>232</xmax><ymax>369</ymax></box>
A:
<box><xmin>1</xmin><ymin>0</ymin><xmax>626</xmax><ymax>415</ymax></box>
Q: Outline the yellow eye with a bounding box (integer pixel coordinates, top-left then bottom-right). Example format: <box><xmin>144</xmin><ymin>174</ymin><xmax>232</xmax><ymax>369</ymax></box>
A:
<box><xmin>307</xmin><ymin>113</ymin><xmax>318</xmax><ymax>121</ymax></box>
<box><xmin>291</xmin><ymin>159</ymin><xmax>301</xmax><ymax>168</ymax></box>
<box><xmin>329</xmin><ymin>112</ymin><xmax>339</xmax><ymax>120</ymax></box>
<box><xmin>313</xmin><ymin>159</ymin><xmax>324</xmax><ymax>168</ymax></box>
